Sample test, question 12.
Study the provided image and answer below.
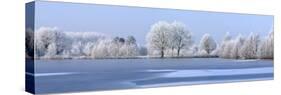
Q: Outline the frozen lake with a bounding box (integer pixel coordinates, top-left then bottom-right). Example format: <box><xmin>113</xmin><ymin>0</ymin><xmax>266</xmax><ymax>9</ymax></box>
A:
<box><xmin>29</xmin><ymin>58</ymin><xmax>273</xmax><ymax>94</ymax></box>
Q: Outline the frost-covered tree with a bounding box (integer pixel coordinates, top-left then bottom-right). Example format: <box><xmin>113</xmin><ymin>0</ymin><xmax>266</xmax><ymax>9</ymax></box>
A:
<box><xmin>231</xmin><ymin>35</ymin><xmax>245</xmax><ymax>59</ymax></box>
<box><xmin>35</xmin><ymin>27</ymin><xmax>69</xmax><ymax>58</ymax></box>
<box><xmin>239</xmin><ymin>33</ymin><xmax>260</xmax><ymax>59</ymax></box>
<box><xmin>146</xmin><ymin>21</ymin><xmax>193</xmax><ymax>57</ymax></box>
<box><xmin>91</xmin><ymin>36</ymin><xmax>139</xmax><ymax>58</ymax></box>
<box><xmin>217</xmin><ymin>34</ymin><xmax>245</xmax><ymax>59</ymax></box>
<box><xmin>199</xmin><ymin>34</ymin><xmax>217</xmax><ymax>55</ymax></box>
<box><xmin>139</xmin><ymin>46</ymin><xmax>148</xmax><ymax>56</ymax></box>
<box><xmin>91</xmin><ymin>39</ymin><xmax>111</xmax><ymax>58</ymax></box>
<box><xmin>35</xmin><ymin>27</ymin><xmax>142</xmax><ymax>59</ymax></box>
<box><xmin>34</xmin><ymin>27</ymin><xmax>107</xmax><ymax>59</ymax></box>
<box><xmin>223</xmin><ymin>40</ymin><xmax>235</xmax><ymax>58</ymax></box>
<box><xmin>170</xmin><ymin>21</ymin><xmax>192</xmax><ymax>56</ymax></box>
<box><xmin>107</xmin><ymin>37</ymin><xmax>125</xmax><ymax>56</ymax></box>
<box><xmin>54</xmin><ymin>31</ymin><xmax>68</xmax><ymax>55</ymax></box>
<box><xmin>114</xmin><ymin>37</ymin><xmax>125</xmax><ymax>44</ymax></box>
<box><xmin>66</xmin><ymin>32</ymin><xmax>106</xmax><ymax>45</ymax></box>
<box><xmin>64</xmin><ymin>31</ymin><xmax>106</xmax><ymax>57</ymax></box>
<box><xmin>35</xmin><ymin>27</ymin><xmax>59</xmax><ymax>57</ymax></box>
<box><xmin>191</xmin><ymin>45</ymin><xmax>199</xmax><ymax>55</ymax></box>
<box><xmin>70</xmin><ymin>41</ymin><xmax>83</xmax><ymax>56</ymax></box>
<box><xmin>26</xmin><ymin>28</ymin><xmax>34</xmax><ymax>58</ymax></box>
<box><xmin>218</xmin><ymin>32</ymin><xmax>232</xmax><ymax>58</ymax></box>
<box><xmin>146</xmin><ymin>21</ymin><xmax>171</xmax><ymax>58</ymax></box>
<box><xmin>45</xmin><ymin>43</ymin><xmax>57</xmax><ymax>58</ymax></box>
<box><xmin>120</xmin><ymin>44</ymin><xmax>138</xmax><ymax>57</ymax></box>
<box><xmin>258</xmin><ymin>32</ymin><xmax>273</xmax><ymax>59</ymax></box>
<box><xmin>216</xmin><ymin>32</ymin><xmax>272</xmax><ymax>59</ymax></box>
<box><xmin>197</xmin><ymin>50</ymin><xmax>208</xmax><ymax>56</ymax></box>
<box><xmin>82</xmin><ymin>42</ymin><xmax>95</xmax><ymax>56</ymax></box>
<box><xmin>124</xmin><ymin>36</ymin><xmax>139</xmax><ymax>56</ymax></box>
<box><xmin>126</xmin><ymin>36</ymin><xmax>136</xmax><ymax>45</ymax></box>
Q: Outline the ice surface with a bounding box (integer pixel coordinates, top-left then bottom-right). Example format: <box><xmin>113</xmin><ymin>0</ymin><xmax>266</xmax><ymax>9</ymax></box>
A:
<box><xmin>162</xmin><ymin>67</ymin><xmax>272</xmax><ymax>78</ymax></box>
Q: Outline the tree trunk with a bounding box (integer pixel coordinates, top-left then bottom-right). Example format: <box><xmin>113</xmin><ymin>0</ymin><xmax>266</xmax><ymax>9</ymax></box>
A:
<box><xmin>206</xmin><ymin>48</ymin><xmax>210</xmax><ymax>54</ymax></box>
<box><xmin>171</xmin><ymin>47</ymin><xmax>174</xmax><ymax>57</ymax></box>
<box><xmin>177</xmin><ymin>48</ymin><xmax>180</xmax><ymax>57</ymax></box>
<box><xmin>160</xmin><ymin>50</ymin><xmax>164</xmax><ymax>58</ymax></box>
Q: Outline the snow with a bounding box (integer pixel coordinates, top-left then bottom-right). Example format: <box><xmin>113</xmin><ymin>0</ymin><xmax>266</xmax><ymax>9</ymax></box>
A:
<box><xmin>162</xmin><ymin>67</ymin><xmax>272</xmax><ymax>78</ymax></box>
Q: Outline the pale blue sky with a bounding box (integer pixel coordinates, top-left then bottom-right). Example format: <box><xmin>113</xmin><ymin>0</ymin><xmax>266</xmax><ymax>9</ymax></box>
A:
<box><xmin>34</xmin><ymin>1</ymin><xmax>273</xmax><ymax>45</ymax></box>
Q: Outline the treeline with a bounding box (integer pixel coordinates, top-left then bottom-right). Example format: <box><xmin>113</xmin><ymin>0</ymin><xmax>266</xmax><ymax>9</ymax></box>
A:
<box><xmin>26</xmin><ymin>27</ymin><xmax>142</xmax><ymax>59</ymax></box>
<box><xmin>26</xmin><ymin>21</ymin><xmax>273</xmax><ymax>60</ymax></box>
<box><xmin>215</xmin><ymin>32</ymin><xmax>274</xmax><ymax>59</ymax></box>
<box><xmin>91</xmin><ymin>36</ymin><xmax>139</xmax><ymax>58</ymax></box>
<box><xmin>146</xmin><ymin>21</ymin><xmax>273</xmax><ymax>59</ymax></box>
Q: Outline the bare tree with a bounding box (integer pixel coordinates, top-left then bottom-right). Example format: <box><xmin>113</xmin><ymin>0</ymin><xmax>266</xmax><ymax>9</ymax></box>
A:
<box><xmin>199</xmin><ymin>34</ymin><xmax>217</xmax><ymax>55</ymax></box>
<box><xmin>218</xmin><ymin>32</ymin><xmax>232</xmax><ymax>58</ymax></box>
<box><xmin>26</xmin><ymin>28</ymin><xmax>34</xmax><ymax>58</ymax></box>
<box><xmin>170</xmin><ymin>21</ymin><xmax>192</xmax><ymax>57</ymax></box>
<box><xmin>126</xmin><ymin>36</ymin><xmax>136</xmax><ymax>45</ymax></box>
<box><xmin>258</xmin><ymin>32</ymin><xmax>273</xmax><ymax>59</ymax></box>
<box><xmin>239</xmin><ymin>33</ymin><xmax>260</xmax><ymax>59</ymax></box>
<box><xmin>231</xmin><ymin>35</ymin><xmax>245</xmax><ymax>59</ymax></box>
<box><xmin>146</xmin><ymin>21</ymin><xmax>171</xmax><ymax>58</ymax></box>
